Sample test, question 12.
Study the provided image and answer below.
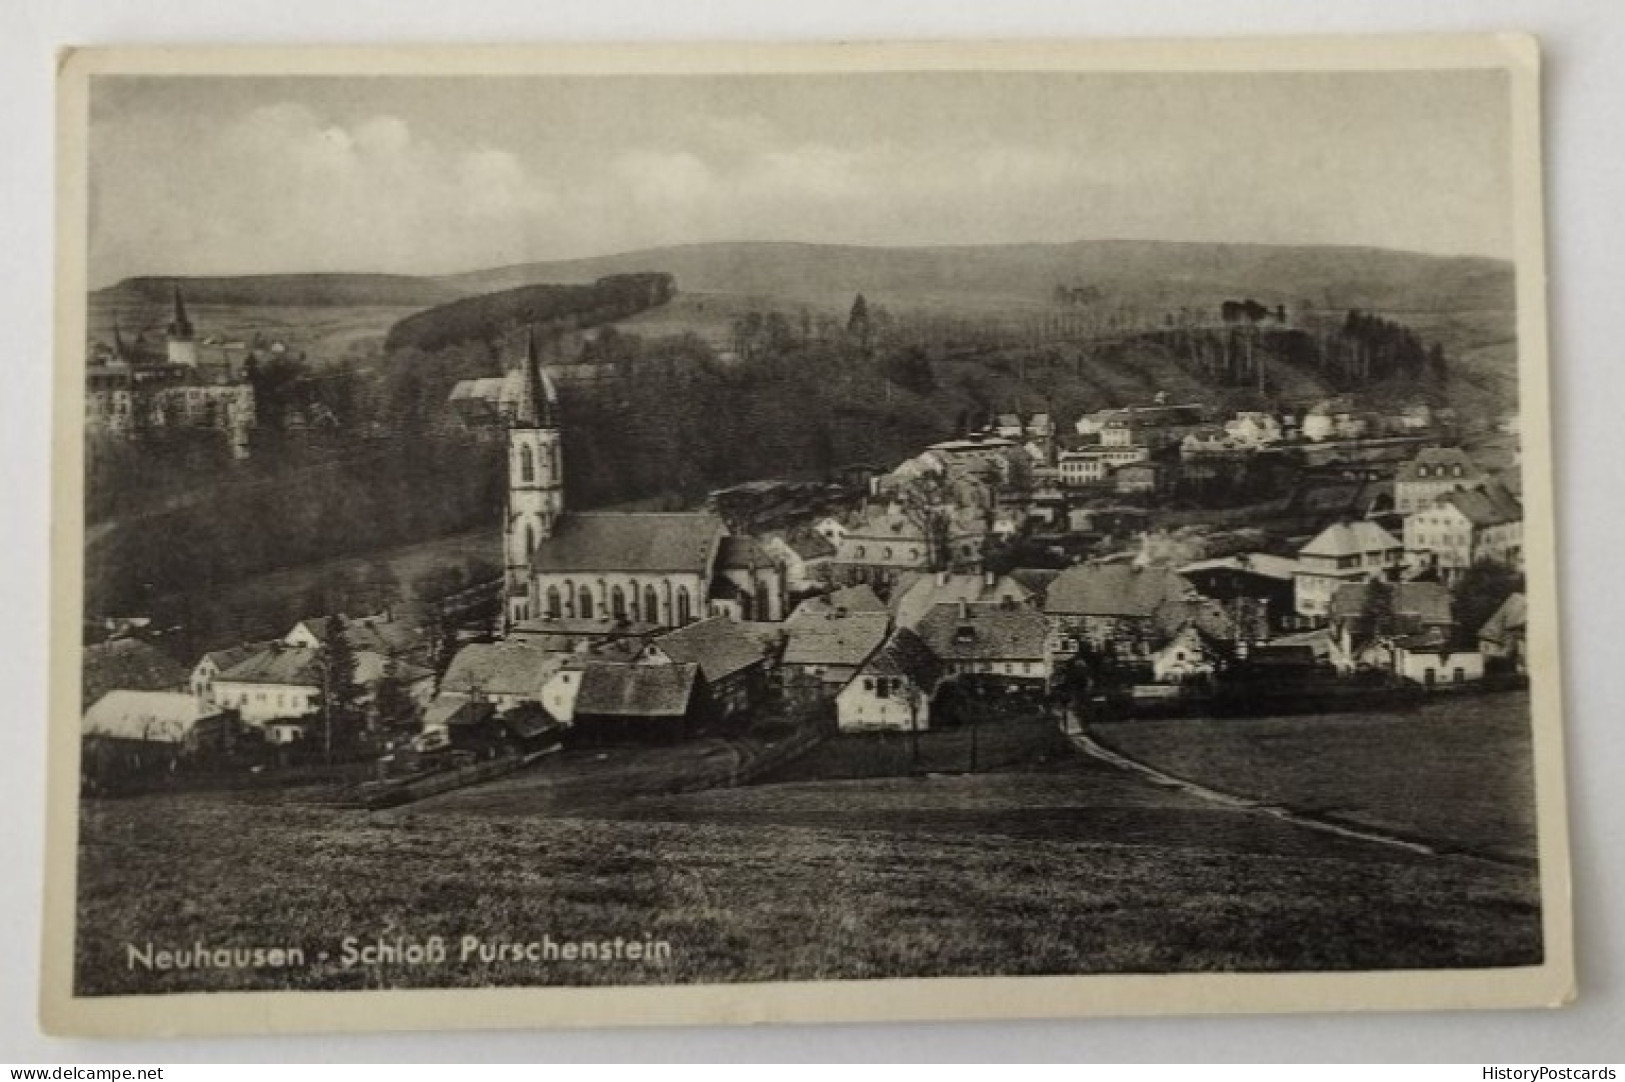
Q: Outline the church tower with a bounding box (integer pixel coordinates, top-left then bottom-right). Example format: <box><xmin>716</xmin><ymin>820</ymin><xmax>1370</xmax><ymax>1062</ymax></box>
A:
<box><xmin>165</xmin><ymin>283</ymin><xmax>198</xmax><ymax>367</ymax></box>
<box><xmin>504</xmin><ymin>330</ymin><xmax>564</xmax><ymax>627</ymax></box>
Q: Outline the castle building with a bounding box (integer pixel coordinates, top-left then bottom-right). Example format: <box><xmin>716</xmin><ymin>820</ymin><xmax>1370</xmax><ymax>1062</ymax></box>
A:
<box><xmin>84</xmin><ymin>284</ymin><xmax>256</xmax><ymax>461</ymax></box>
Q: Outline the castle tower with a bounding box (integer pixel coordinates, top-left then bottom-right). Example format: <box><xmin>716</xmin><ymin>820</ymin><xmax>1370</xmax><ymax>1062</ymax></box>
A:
<box><xmin>165</xmin><ymin>283</ymin><xmax>198</xmax><ymax>367</ymax></box>
<box><xmin>504</xmin><ymin>329</ymin><xmax>564</xmax><ymax>627</ymax></box>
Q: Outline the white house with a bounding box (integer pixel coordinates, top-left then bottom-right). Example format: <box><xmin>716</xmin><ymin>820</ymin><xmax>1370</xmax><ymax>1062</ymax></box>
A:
<box><xmin>1392</xmin><ymin>642</ymin><xmax>1485</xmax><ymax>687</ymax></box>
<box><xmin>1394</xmin><ymin>447</ymin><xmax>1486</xmax><ymax>514</ymax></box>
<box><xmin>835</xmin><ymin>629</ymin><xmax>942</xmax><ymax>732</ymax></box>
<box><xmin>1403</xmin><ymin>484</ymin><xmax>1522</xmax><ymax>581</ymax></box>
<box><xmin>1150</xmin><ymin>624</ymin><xmax>1223</xmax><ymax>684</ymax></box>
<box><xmin>1293</xmin><ymin>520</ymin><xmax>1405</xmax><ymax>623</ymax></box>
<box><xmin>1225</xmin><ymin>411</ymin><xmax>1283</xmax><ymax>446</ymax></box>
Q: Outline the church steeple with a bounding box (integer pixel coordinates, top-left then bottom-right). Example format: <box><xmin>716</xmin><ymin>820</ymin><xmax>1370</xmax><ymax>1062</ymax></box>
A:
<box><xmin>512</xmin><ymin>328</ymin><xmax>557</xmax><ymax>429</ymax></box>
<box><xmin>503</xmin><ymin>327</ymin><xmax>564</xmax><ymax>629</ymax></box>
<box><xmin>165</xmin><ymin>282</ymin><xmax>198</xmax><ymax>366</ymax></box>
<box><xmin>168</xmin><ymin>283</ymin><xmax>194</xmax><ymax>340</ymax></box>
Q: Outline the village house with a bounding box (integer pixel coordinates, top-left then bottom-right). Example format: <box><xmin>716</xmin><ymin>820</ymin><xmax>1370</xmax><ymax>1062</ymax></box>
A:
<box><xmin>889</xmin><ymin>570</ymin><xmax>1034</xmax><ymax>631</ymax></box>
<box><xmin>1112</xmin><ymin>461</ymin><xmax>1169</xmax><ymax>496</ymax></box>
<box><xmin>1394</xmin><ymin>447</ymin><xmax>1487</xmax><ymax>513</ymax></box>
<box><xmin>835</xmin><ymin>628</ymin><xmax>942</xmax><ymax>733</ymax></box>
<box><xmin>1292</xmin><ymin>520</ymin><xmax>1406</xmax><ymax>624</ymax></box>
<box><xmin>1224</xmin><ymin>411</ymin><xmax>1284</xmax><ymax>446</ymax></box>
<box><xmin>827</xmin><ymin>505</ymin><xmax>988</xmax><ymax>589</ymax></box>
<box><xmin>1328</xmin><ymin>580</ymin><xmax>1455</xmax><ymax>641</ymax></box>
<box><xmin>779</xmin><ymin>608</ymin><xmax>891</xmax><ymax>700</ymax></box>
<box><xmin>1300</xmin><ymin>398</ymin><xmax>1366</xmax><ymax>442</ymax></box>
<box><xmin>81</xmin><ymin>690</ymin><xmax>226</xmax><ymax>787</ymax></box>
<box><xmin>638</xmin><ymin>616</ymin><xmax>773</xmax><ymax>720</ymax></box>
<box><xmin>189</xmin><ymin>641</ymin><xmax>274</xmax><ymax>708</ymax></box>
<box><xmin>283</xmin><ymin>612</ymin><xmax>425</xmax><ymax>661</ymax></box>
<box><xmin>1388</xmin><ymin>639</ymin><xmax>1486</xmax><ymax>688</ymax></box>
<box><xmin>213</xmin><ymin>643</ymin><xmax>434</xmax><ymax>729</ymax></box>
<box><xmin>1178</xmin><ymin>553</ymin><xmax>1301</xmax><ymax>634</ymax></box>
<box><xmin>437</xmin><ymin>640</ymin><xmax>581</xmax><ymax>723</ymax></box>
<box><xmin>914</xmin><ymin>601</ymin><xmax>1053</xmax><ymax>691</ymax></box>
<box><xmin>1149</xmin><ymin>623</ymin><xmax>1228</xmax><ymax>684</ymax></box>
<box><xmin>1057</xmin><ymin>445</ymin><xmax>1150</xmax><ymax>487</ymax></box>
<box><xmin>1403</xmin><ymin>483</ymin><xmax>1523</xmax><ymax>581</ymax></box>
<box><xmin>1042</xmin><ymin>563</ymin><xmax>1204</xmax><ymax>658</ymax></box>
<box><xmin>1479</xmin><ymin>592</ymin><xmax>1528</xmax><ymax>674</ymax></box>
<box><xmin>572</xmin><ymin>661</ymin><xmax>703</xmax><ymax>743</ymax></box>
<box><xmin>1180</xmin><ymin>427</ymin><xmax>1245</xmax><ymax>458</ymax></box>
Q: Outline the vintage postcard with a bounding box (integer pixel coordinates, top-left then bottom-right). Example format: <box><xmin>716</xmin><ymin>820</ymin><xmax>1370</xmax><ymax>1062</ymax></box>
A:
<box><xmin>43</xmin><ymin>37</ymin><xmax>1571</xmax><ymax>1037</ymax></box>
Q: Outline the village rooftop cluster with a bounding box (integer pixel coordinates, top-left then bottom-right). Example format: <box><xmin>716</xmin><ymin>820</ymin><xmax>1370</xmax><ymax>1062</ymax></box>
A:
<box><xmin>77</xmin><ymin>292</ymin><xmax>1530</xmax><ymax>799</ymax></box>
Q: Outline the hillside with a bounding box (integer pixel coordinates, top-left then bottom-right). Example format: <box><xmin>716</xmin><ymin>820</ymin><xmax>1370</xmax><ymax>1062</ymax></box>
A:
<box><xmin>442</xmin><ymin>239</ymin><xmax>1514</xmax><ymax>317</ymax></box>
<box><xmin>96</xmin><ymin>273</ymin><xmax>467</xmax><ymax>309</ymax></box>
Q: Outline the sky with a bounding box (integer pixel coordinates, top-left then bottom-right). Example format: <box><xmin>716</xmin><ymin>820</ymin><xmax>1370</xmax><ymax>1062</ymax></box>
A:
<box><xmin>86</xmin><ymin>69</ymin><xmax>1514</xmax><ymax>286</ymax></box>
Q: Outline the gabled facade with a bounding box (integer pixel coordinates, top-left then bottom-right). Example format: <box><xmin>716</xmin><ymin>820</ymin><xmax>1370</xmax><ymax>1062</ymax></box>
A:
<box><xmin>1394</xmin><ymin>447</ymin><xmax>1486</xmax><ymax>514</ymax></box>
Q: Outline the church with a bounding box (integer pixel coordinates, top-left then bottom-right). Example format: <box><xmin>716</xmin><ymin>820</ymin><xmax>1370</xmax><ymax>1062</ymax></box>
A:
<box><xmin>496</xmin><ymin>334</ymin><xmax>785</xmax><ymax>631</ymax></box>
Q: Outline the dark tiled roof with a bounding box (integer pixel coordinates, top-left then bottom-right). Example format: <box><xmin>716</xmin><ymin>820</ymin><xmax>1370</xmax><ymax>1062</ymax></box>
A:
<box><xmin>1442</xmin><ymin>484</ymin><xmax>1521</xmax><ymax>528</ymax></box>
<box><xmin>217</xmin><ymin>645</ymin><xmax>323</xmax><ymax>687</ymax></box>
<box><xmin>83</xmin><ymin>639</ymin><xmax>189</xmax><ymax>707</ymax></box>
<box><xmin>201</xmin><ymin>641</ymin><xmax>275</xmax><ymax>673</ymax></box>
<box><xmin>1396</xmin><ymin>447</ymin><xmax>1483</xmax><ymax>484</ymax></box>
<box><xmin>1044</xmin><ymin>564</ymin><xmax>1192</xmax><ymax>620</ymax></box>
<box><xmin>576</xmin><ymin>662</ymin><xmax>698</xmax><ymax>718</ymax></box>
<box><xmin>860</xmin><ymin>628</ymin><xmax>943</xmax><ymax>688</ymax></box>
<box><xmin>440</xmin><ymin>641</ymin><xmax>568</xmax><ymax>699</ymax></box>
<box><xmin>529</xmin><ymin>512</ymin><xmax>724</xmax><ymax>575</ymax></box>
<box><xmin>1329</xmin><ymin>581</ymin><xmax>1454</xmax><ymax>627</ymax></box>
<box><xmin>796</xmin><ymin>584</ymin><xmax>887</xmax><ymax>616</ymax></box>
<box><xmin>650</xmin><ymin>617</ymin><xmax>766</xmax><ymax>684</ymax></box>
<box><xmin>781</xmin><ymin>610</ymin><xmax>891</xmax><ymax>668</ymax></box>
<box><xmin>1479</xmin><ymin>592</ymin><xmax>1528</xmax><ymax>644</ymax></box>
<box><xmin>915</xmin><ymin>602</ymin><xmax>1049</xmax><ymax>662</ymax></box>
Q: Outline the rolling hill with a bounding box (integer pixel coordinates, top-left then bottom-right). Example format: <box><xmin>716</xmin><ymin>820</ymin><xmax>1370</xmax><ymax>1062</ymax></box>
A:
<box><xmin>439</xmin><ymin>239</ymin><xmax>1514</xmax><ymax>317</ymax></box>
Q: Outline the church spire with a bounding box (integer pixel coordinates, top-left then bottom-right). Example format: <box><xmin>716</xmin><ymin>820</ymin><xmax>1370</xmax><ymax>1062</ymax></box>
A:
<box><xmin>513</xmin><ymin>327</ymin><xmax>557</xmax><ymax>429</ymax></box>
<box><xmin>168</xmin><ymin>282</ymin><xmax>194</xmax><ymax>340</ymax></box>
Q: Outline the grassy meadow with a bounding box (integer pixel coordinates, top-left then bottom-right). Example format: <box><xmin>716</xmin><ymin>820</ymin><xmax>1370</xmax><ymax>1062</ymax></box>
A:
<box><xmin>76</xmin><ymin>700</ymin><xmax>1544</xmax><ymax>995</ymax></box>
<box><xmin>1092</xmin><ymin>691</ymin><xmax>1539</xmax><ymax>864</ymax></box>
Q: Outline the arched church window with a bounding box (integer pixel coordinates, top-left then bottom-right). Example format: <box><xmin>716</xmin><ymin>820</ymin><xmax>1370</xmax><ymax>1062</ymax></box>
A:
<box><xmin>519</xmin><ymin>444</ymin><xmax>535</xmax><ymax>484</ymax></box>
<box><xmin>675</xmin><ymin>586</ymin><xmax>692</xmax><ymax>625</ymax></box>
<box><xmin>562</xmin><ymin>579</ymin><xmax>575</xmax><ymax>617</ymax></box>
<box><xmin>611</xmin><ymin>586</ymin><xmax>627</xmax><ymax>619</ymax></box>
<box><xmin>645</xmin><ymin>586</ymin><xmax>660</xmax><ymax>624</ymax></box>
<box><xmin>546</xmin><ymin>586</ymin><xmax>562</xmax><ymax>619</ymax></box>
<box><xmin>579</xmin><ymin>587</ymin><xmax>594</xmax><ymax>620</ymax></box>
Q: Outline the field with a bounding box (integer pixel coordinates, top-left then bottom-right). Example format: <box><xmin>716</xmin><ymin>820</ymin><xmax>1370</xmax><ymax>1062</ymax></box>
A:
<box><xmin>76</xmin><ymin>701</ymin><xmax>1544</xmax><ymax>996</ymax></box>
<box><xmin>1091</xmin><ymin>691</ymin><xmax>1539</xmax><ymax>864</ymax></box>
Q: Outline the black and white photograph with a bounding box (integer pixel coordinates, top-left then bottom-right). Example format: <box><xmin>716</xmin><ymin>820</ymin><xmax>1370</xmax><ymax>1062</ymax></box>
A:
<box><xmin>42</xmin><ymin>38</ymin><xmax>1571</xmax><ymax>1037</ymax></box>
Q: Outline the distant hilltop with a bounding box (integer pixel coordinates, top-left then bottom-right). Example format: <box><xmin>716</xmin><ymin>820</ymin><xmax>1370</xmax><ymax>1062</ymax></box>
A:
<box><xmin>96</xmin><ymin>238</ymin><xmax>1514</xmax><ymax>316</ymax></box>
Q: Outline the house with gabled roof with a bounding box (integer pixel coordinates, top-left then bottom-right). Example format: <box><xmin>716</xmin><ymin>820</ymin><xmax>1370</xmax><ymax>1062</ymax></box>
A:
<box><xmin>889</xmin><ymin>571</ymin><xmax>1033</xmax><ymax>631</ymax></box>
<box><xmin>1479</xmin><ymin>592</ymin><xmax>1528</xmax><ymax>674</ymax></box>
<box><xmin>1403</xmin><ymin>482</ymin><xmax>1522</xmax><ymax>581</ymax></box>
<box><xmin>836</xmin><ymin>628</ymin><xmax>943</xmax><ymax>732</ymax></box>
<box><xmin>1395</xmin><ymin>446</ymin><xmax>1487</xmax><ymax>513</ymax></box>
<box><xmin>1042</xmin><ymin>563</ymin><xmax>1200</xmax><ymax>656</ymax></box>
<box><xmin>779</xmin><ymin>608</ymin><xmax>891</xmax><ymax>699</ymax></box>
<box><xmin>1293</xmin><ymin>519</ymin><xmax>1405</xmax><ymax>624</ymax></box>
<box><xmin>914</xmin><ymin>601</ymin><xmax>1053</xmax><ymax>689</ymax></box>
<box><xmin>639</xmin><ymin>616</ymin><xmax>772</xmax><ymax>719</ymax></box>
<box><xmin>573</xmin><ymin>662</ymin><xmax>703</xmax><ymax>742</ymax></box>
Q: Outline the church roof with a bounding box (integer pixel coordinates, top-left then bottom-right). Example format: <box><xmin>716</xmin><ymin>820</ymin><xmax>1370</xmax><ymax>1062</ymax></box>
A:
<box><xmin>529</xmin><ymin>512</ymin><xmax>725</xmax><ymax>575</ymax></box>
